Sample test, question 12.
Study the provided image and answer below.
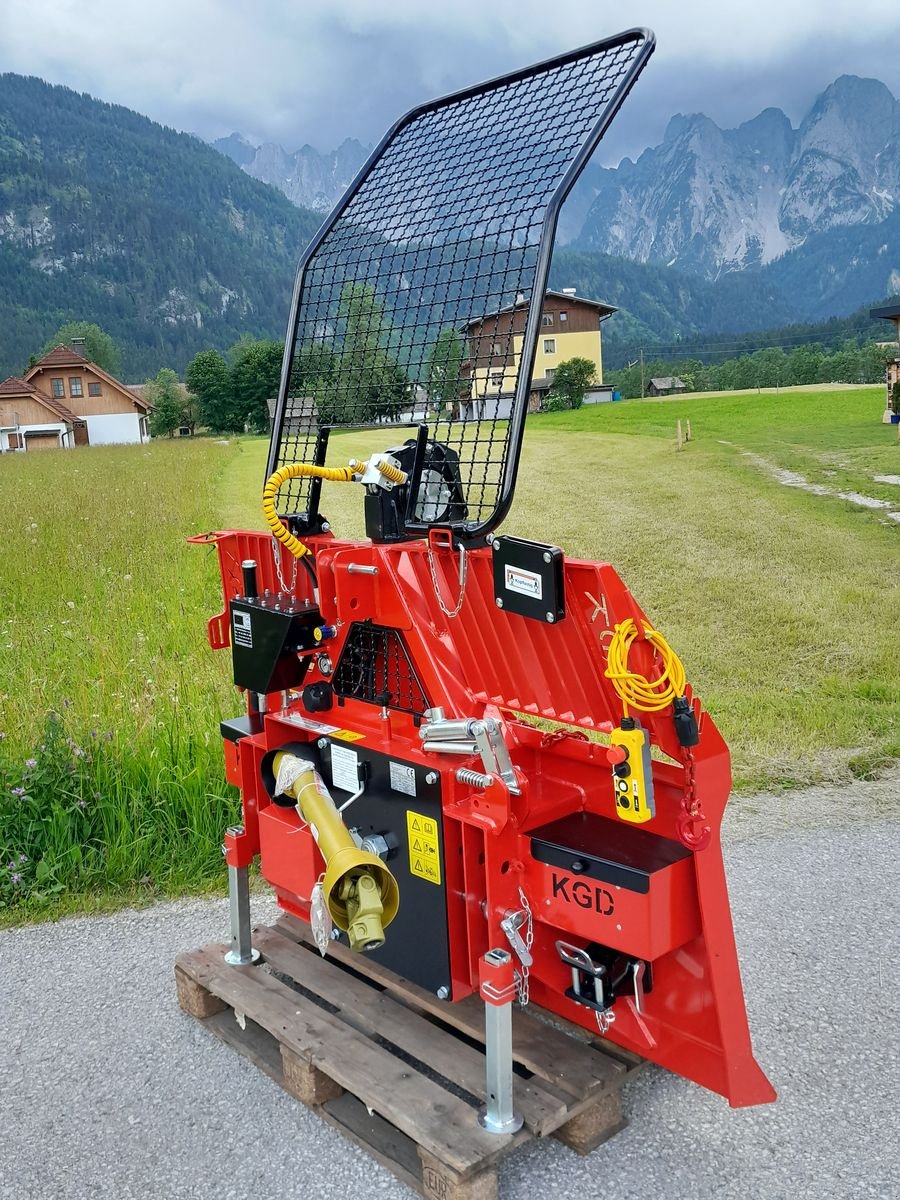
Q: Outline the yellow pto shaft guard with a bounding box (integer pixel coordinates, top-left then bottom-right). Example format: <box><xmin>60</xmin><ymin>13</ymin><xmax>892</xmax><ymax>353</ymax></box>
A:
<box><xmin>273</xmin><ymin>752</ymin><xmax>400</xmax><ymax>951</ymax></box>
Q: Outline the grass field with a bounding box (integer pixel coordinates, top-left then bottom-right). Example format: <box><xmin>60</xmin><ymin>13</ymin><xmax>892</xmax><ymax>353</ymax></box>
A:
<box><xmin>1</xmin><ymin>385</ymin><xmax>897</xmax><ymax>916</ymax></box>
<box><xmin>0</xmin><ymin>440</ymin><xmax>240</xmax><ymax>916</ymax></box>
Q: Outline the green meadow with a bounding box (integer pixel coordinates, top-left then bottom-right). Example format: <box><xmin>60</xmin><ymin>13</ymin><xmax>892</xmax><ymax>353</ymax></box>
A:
<box><xmin>1</xmin><ymin>385</ymin><xmax>897</xmax><ymax>918</ymax></box>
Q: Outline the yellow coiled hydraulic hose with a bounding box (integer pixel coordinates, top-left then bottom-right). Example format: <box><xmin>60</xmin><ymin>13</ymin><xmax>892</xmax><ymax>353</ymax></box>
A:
<box><xmin>263</xmin><ymin>462</ymin><xmax>357</xmax><ymax>562</ymax></box>
<box><xmin>605</xmin><ymin>617</ymin><xmax>687</xmax><ymax>716</ymax></box>
<box><xmin>263</xmin><ymin>457</ymin><xmax>408</xmax><ymax>562</ymax></box>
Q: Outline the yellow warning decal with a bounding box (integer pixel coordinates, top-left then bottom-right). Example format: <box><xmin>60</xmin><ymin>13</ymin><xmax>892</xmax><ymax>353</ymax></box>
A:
<box><xmin>406</xmin><ymin>810</ymin><xmax>441</xmax><ymax>885</ymax></box>
<box><xmin>331</xmin><ymin>730</ymin><xmax>365</xmax><ymax>742</ymax></box>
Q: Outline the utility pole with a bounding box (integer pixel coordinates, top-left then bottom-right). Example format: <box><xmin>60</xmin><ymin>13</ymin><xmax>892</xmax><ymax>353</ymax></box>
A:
<box><xmin>640</xmin><ymin>348</ymin><xmax>645</xmax><ymax>399</ymax></box>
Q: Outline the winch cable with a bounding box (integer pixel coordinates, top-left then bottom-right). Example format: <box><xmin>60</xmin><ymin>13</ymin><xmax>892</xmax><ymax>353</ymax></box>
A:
<box><xmin>605</xmin><ymin>618</ymin><xmax>687</xmax><ymax>716</ymax></box>
<box><xmin>263</xmin><ymin>458</ymin><xmax>408</xmax><ymax>584</ymax></box>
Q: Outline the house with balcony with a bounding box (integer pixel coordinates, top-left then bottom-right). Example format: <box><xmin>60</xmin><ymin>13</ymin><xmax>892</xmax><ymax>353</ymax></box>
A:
<box><xmin>461</xmin><ymin>288</ymin><xmax>616</xmax><ymax>418</ymax></box>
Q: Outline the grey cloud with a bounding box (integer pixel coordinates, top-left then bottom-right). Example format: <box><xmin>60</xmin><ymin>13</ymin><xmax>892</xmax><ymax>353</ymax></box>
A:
<box><xmin>1</xmin><ymin>1</ymin><xmax>899</xmax><ymax>161</ymax></box>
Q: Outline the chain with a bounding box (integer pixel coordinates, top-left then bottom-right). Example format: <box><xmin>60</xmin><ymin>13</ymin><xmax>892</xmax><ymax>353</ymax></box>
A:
<box><xmin>595</xmin><ymin>1009</ymin><xmax>616</xmax><ymax>1035</ymax></box>
<box><xmin>676</xmin><ymin>747</ymin><xmax>712</xmax><ymax>850</ymax></box>
<box><xmin>513</xmin><ymin>886</ymin><xmax>534</xmax><ymax>1007</ymax></box>
<box><xmin>427</xmin><ymin>539</ymin><xmax>468</xmax><ymax>619</ymax></box>
<box><xmin>684</xmin><ymin>748</ymin><xmax>699</xmax><ymax>816</ymax></box>
<box><xmin>272</xmin><ymin>535</ymin><xmax>298</xmax><ymax>595</ymax></box>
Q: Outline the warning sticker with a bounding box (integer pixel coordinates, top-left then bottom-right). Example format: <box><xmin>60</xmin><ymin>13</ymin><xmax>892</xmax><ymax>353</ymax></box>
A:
<box><xmin>285</xmin><ymin>714</ymin><xmax>339</xmax><ymax>735</ymax></box>
<box><xmin>406</xmin><ymin>810</ymin><xmax>441</xmax><ymax>885</ymax></box>
<box><xmin>390</xmin><ymin>761</ymin><xmax>417</xmax><ymax>797</ymax></box>
<box><xmin>504</xmin><ymin>564</ymin><xmax>542</xmax><ymax>600</ymax></box>
<box><xmin>284</xmin><ymin>714</ymin><xmax>365</xmax><ymax>742</ymax></box>
<box><xmin>330</xmin><ymin>743</ymin><xmax>360</xmax><ymax>793</ymax></box>
<box><xmin>232</xmin><ymin>610</ymin><xmax>253</xmax><ymax>648</ymax></box>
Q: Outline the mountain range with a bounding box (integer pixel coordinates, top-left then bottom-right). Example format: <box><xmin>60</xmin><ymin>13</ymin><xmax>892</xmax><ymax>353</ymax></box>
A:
<box><xmin>0</xmin><ymin>72</ymin><xmax>898</xmax><ymax>381</ymax></box>
<box><xmin>0</xmin><ymin>74</ymin><xmax>321</xmax><ymax>379</ymax></box>
<box><xmin>213</xmin><ymin>75</ymin><xmax>900</xmax><ymax>332</ymax></box>
<box><xmin>574</xmin><ymin>75</ymin><xmax>900</xmax><ymax>285</ymax></box>
<box><xmin>212</xmin><ymin>133</ymin><xmax>370</xmax><ymax>213</ymax></box>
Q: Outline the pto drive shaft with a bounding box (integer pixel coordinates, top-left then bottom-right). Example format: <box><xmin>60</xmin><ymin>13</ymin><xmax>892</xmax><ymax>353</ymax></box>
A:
<box><xmin>273</xmin><ymin>752</ymin><xmax>399</xmax><ymax>952</ymax></box>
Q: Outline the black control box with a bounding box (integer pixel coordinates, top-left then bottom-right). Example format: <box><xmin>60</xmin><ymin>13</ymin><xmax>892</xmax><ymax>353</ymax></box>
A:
<box><xmin>491</xmin><ymin>535</ymin><xmax>565</xmax><ymax>623</ymax></box>
<box><xmin>229</xmin><ymin>596</ymin><xmax>320</xmax><ymax>693</ymax></box>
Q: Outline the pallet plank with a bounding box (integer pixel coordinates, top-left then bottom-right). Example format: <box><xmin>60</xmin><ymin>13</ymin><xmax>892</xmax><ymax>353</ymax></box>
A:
<box><xmin>277</xmin><ymin>915</ymin><xmax>626</xmax><ymax>1100</ymax></box>
<box><xmin>321</xmin><ymin>1093</ymin><xmax>425</xmax><ymax>1195</ymax></box>
<box><xmin>203</xmin><ymin>1009</ymin><xmax>284</xmax><ymax>1080</ymax></box>
<box><xmin>176</xmin><ymin>946</ymin><xmax>519</xmax><ymax>1176</ymax></box>
<box><xmin>255</xmin><ymin>926</ymin><xmax>571</xmax><ymax>1136</ymax></box>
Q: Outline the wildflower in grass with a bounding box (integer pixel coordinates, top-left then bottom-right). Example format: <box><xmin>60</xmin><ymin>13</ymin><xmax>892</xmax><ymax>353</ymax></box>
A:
<box><xmin>11</xmin><ymin>786</ymin><xmax>25</xmax><ymax>797</ymax></box>
<box><xmin>66</xmin><ymin>601</ymin><xmax>75</xmax><ymax>610</ymax></box>
<box><xmin>0</xmin><ymin>731</ymin><xmax>5</xmax><ymax>741</ymax></box>
<box><xmin>76</xmin><ymin>799</ymin><xmax>88</xmax><ymax>810</ymax></box>
<box><xmin>18</xmin><ymin>854</ymin><xmax>27</xmax><ymax>864</ymax></box>
<box><xmin>10</xmin><ymin>872</ymin><xmax>22</xmax><ymax>884</ymax></box>
<box><xmin>25</xmin><ymin>758</ymin><xmax>37</xmax><ymax>769</ymax></box>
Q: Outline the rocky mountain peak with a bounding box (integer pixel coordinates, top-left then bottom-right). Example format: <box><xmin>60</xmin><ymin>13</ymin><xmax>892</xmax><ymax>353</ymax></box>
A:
<box><xmin>575</xmin><ymin>74</ymin><xmax>900</xmax><ymax>280</ymax></box>
<box><xmin>210</xmin><ymin>133</ymin><xmax>370</xmax><ymax>212</ymax></box>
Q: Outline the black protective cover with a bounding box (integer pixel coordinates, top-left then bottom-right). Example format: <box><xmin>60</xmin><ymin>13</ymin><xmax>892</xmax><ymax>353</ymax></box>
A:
<box><xmin>491</xmin><ymin>535</ymin><xmax>566</xmax><ymax>623</ymax></box>
<box><xmin>268</xmin><ymin>31</ymin><xmax>655</xmax><ymax>539</ymax></box>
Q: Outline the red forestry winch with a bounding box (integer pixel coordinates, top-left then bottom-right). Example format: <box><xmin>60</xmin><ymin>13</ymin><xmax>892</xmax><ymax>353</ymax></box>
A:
<box><xmin>194</xmin><ymin>27</ymin><xmax>775</xmax><ymax>1123</ymax></box>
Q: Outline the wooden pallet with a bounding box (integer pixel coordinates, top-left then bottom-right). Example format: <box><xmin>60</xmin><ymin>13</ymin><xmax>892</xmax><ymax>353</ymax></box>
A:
<box><xmin>175</xmin><ymin>916</ymin><xmax>643</xmax><ymax>1200</ymax></box>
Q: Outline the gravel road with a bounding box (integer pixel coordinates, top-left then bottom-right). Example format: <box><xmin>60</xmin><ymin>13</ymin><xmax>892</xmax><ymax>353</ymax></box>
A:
<box><xmin>2</xmin><ymin>769</ymin><xmax>898</xmax><ymax>1200</ymax></box>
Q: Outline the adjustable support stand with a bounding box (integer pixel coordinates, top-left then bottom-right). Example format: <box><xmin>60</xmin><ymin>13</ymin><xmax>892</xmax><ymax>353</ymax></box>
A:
<box><xmin>478</xmin><ymin>948</ymin><xmax>524</xmax><ymax>1134</ymax></box>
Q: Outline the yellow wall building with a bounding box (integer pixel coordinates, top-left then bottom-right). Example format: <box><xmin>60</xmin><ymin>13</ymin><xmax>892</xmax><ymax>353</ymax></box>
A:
<box><xmin>463</xmin><ymin>288</ymin><xmax>616</xmax><ymax>416</ymax></box>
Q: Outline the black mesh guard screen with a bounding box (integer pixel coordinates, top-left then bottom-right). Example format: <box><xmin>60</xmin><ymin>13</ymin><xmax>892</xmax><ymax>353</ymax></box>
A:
<box><xmin>268</xmin><ymin>28</ymin><xmax>654</xmax><ymax>538</ymax></box>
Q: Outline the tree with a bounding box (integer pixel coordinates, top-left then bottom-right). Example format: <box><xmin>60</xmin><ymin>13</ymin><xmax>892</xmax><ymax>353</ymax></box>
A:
<box><xmin>325</xmin><ymin>282</ymin><xmax>408</xmax><ymax>423</ymax></box>
<box><xmin>229</xmin><ymin>338</ymin><xmax>284</xmax><ymax>433</ymax></box>
<box><xmin>146</xmin><ymin>368</ymin><xmax>187</xmax><ymax>438</ymax></box>
<box><xmin>185</xmin><ymin>349</ymin><xmax>231</xmax><ymax>431</ymax></box>
<box><xmin>426</xmin><ymin>328</ymin><xmax>466</xmax><ymax>418</ymax></box>
<box><xmin>545</xmin><ymin>357</ymin><xmax>596</xmax><ymax>411</ymax></box>
<box><xmin>41</xmin><ymin>322</ymin><xmax>120</xmax><ymax>375</ymax></box>
<box><xmin>892</xmin><ymin>380</ymin><xmax>900</xmax><ymax>416</ymax></box>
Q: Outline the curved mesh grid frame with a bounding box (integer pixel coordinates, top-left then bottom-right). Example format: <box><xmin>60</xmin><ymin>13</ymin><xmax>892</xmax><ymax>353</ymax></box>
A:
<box><xmin>268</xmin><ymin>28</ymin><xmax>654</xmax><ymax>538</ymax></box>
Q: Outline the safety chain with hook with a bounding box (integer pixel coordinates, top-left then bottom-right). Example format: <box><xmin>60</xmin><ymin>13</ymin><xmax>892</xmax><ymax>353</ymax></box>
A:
<box><xmin>513</xmin><ymin>886</ymin><xmax>534</xmax><ymax>1007</ymax></box>
<box><xmin>676</xmin><ymin>747</ymin><xmax>711</xmax><ymax>850</ymax></box>
<box><xmin>427</xmin><ymin>539</ymin><xmax>468</xmax><ymax>619</ymax></box>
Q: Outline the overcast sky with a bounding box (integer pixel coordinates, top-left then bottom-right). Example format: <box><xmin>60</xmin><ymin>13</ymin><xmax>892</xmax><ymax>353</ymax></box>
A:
<box><xmin>3</xmin><ymin>1</ymin><xmax>900</xmax><ymax>162</ymax></box>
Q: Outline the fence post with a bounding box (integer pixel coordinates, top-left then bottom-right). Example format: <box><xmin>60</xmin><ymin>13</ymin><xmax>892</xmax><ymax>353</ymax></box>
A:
<box><xmin>677</xmin><ymin>419</ymin><xmax>683</xmax><ymax>451</ymax></box>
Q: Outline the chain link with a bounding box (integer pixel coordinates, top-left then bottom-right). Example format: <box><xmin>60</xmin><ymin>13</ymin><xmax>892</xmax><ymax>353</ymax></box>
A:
<box><xmin>272</xmin><ymin>535</ymin><xmax>298</xmax><ymax>595</ymax></box>
<box><xmin>513</xmin><ymin>886</ymin><xmax>534</xmax><ymax>1007</ymax></box>
<box><xmin>595</xmin><ymin>1008</ymin><xmax>616</xmax><ymax>1035</ymax></box>
<box><xmin>427</xmin><ymin>540</ymin><xmax>468</xmax><ymax>619</ymax></box>
<box><xmin>676</xmin><ymin>746</ymin><xmax>711</xmax><ymax>850</ymax></box>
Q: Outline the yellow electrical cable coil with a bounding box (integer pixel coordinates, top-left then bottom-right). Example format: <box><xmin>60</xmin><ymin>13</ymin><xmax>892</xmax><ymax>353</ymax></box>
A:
<box><xmin>263</xmin><ymin>458</ymin><xmax>407</xmax><ymax>560</ymax></box>
<box><xmin>605</xmin><ymin>618</ymin><xmax>687</xmax><ymax>715</ymax></box>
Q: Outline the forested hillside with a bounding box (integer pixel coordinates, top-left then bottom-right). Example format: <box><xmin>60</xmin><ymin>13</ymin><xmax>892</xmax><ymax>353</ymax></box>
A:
<box><xmin>0</xmin><ymin>75</ymin><xmax>322</xmax><ymax>379</ymax></box>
